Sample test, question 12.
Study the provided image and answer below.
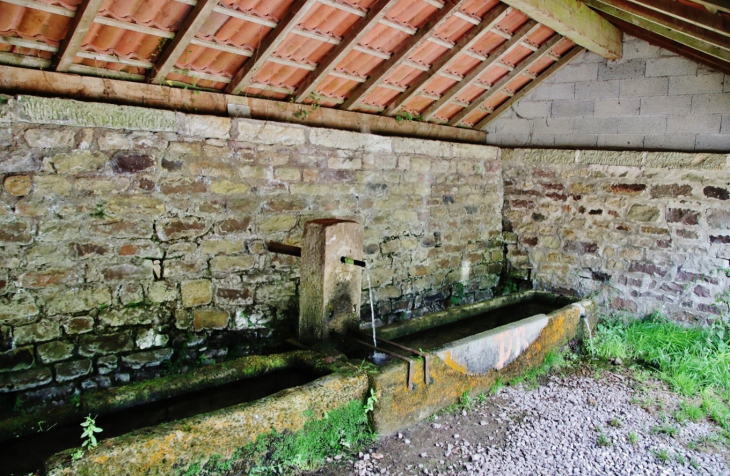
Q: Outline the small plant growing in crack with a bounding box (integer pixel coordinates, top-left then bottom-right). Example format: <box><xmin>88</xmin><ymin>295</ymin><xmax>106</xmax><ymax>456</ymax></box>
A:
<box><xmin>72</xmin><ymin>415</ymin><xmax>103</xmax><ymax>461</ymax></box>
<box><xmin>89</xmin><ymin>200</ymin><xmax>112</xmax><ymax>220</ymax></box>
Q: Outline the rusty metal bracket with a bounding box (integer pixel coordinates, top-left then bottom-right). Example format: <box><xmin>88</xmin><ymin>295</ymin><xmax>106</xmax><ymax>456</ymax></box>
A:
<box><xmin>357</xmin><ymin>340</ymin><xmax>414</xmax><ymax>391</ymax></box>
<box><xmin>376</xmin><ymin>337</ymin><xmax>432</xmax><ymax>385</ymax></box>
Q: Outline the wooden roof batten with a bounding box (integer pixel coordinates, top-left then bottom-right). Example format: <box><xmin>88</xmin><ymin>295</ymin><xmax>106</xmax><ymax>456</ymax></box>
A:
<box><xmin>419</xmin><ymin>19</ymin><xmax>539</xmax><ymax>122</ymax></box>
<box><xmin>340</xmin><ymin>0</ymin><xmax>475</xmax><ymax>111</ymax></box>
<box><xmin>385</xmin><ymin>3</ymin><xmax>512</xmax><ymax>116</ymax></box>
<box><xmin>450</xmin><ymin>34</ymin><xmax>567</xmax><ymax>126</ymax></box>
<box><xmin>53</xmin><ymin>0</ymin><xmax>106</xmax><ymax>72</ymax></box>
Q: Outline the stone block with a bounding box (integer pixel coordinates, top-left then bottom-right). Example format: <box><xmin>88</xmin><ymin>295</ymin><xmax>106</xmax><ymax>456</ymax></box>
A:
<box><xmin>177</xmin><ymin>114</ymin><xmax>230</xmax><ymax>139</ymax></box>
<box><xmin>62</xmin><ymin>316</ymin><xmax>94</xmax><ymax>335</ymax></box>
<box><xmin>530</xmin><ymin>82</ymin><xmax>575</xmax><ymax>101</ymax></box>
<box><xmin>37</xmin><ymin>340</ymin><xmax>74</xmax><ymax>363</ymax></box>
<box><xmin>0</xmin><ymin>150</ymin><xmax>39</xmax><ymax>174</ymax></box>
<box><xmin>102</xmin><ymin>262</ymin><xmax>153</xmax><ymax>281</ymax></box>
<box><xmin>0</xmin><ymin>221</ymin><xmax>33</xmax><ymax>245</ymax></box>
<box><xmin>233</xmin><ymin>120</ymin><xmax>306</xmax><ymax>146</ymax></box>
<box><xmin>210</xmin><ymin>180</ymin><xmax>249</xmax><ymax>195</ymax></box>
<box><xmin>118</xmin><ymin>283</ymin><xmax>144</xmax><ymax>306</ymax></box>
<box><xmin>274</xmin><ymin>168</ymin><xmax>302</xmax><ymax>181</ymax></box>
<box><xmin>164</xmin><ymin>259</ymin><xmax>207</xmax><ymax>279</ymax></box>
<box><xmin>512</xmin><ymin>100</ymin><xmax>552</xmax><ymax>118</ymax></box>
<box><xmin>552</xmin><ymin>63</ymin><xmax>598</xmax><ymax>83</ymax></box>
<box><xmin>122</xmin><ymin>348</ymin><xmax>174</xmax><ymax>369</ymax></box>
<box><xmin>99</xmin><ymin>308</ymin><xmax>155</xmax><ymax>327</ymax></box>
<box><xmin>46</xmin><ymin>286</ymin><xmax>111</xmax><ymax>316</ymax></box>
<box><xmin>645</xmin><ymin>152</ymin><xmax>726</xmax><ymax>169</ymax></box>
<box><xmin>522</xmin><ymin>149</ymin><xmax>575</xmax><ymax>165</ymax></box>
<box><xmin>51</xmin><ymin>151</ymin><xmax>106</xmax><ymax>174</ymax></box>
<box><xmin>669</xmin><ymin>74</ymin><xmax>725</xmax><ymax>96</ymax></box>
<box><xmin>594</xmin><ymin>98</ymin><xmax>640</xmax><ymax>117</ymax></box>
<box><xmin>216</xmin><ymin>217</ymin><xmax>252</xmax><ymax>235</ymax></box>
<box><xmin>704</xmin><ymin>186</ymin><xmax>729</xmax><ymax>200</ymax></box>
<box><xmin>328</xmin><ymin>155</ymin><xmax>362</xmax><ymax>170</ymax></box>
<box><xmin>0</xmin><ymin>367</ymin><xmax>52</xmax><ymax>392</ymax></box>
<box><xmin>531</xmin><ymin>118</ymin><xmax>573</xmax><ymax>135</ymax></box>
<box><xmin>55</xmin><ymin>359</ymin><xmax>92</xmax><ymax>382</ymax></box>
<box><xmin>111</xmin><ymin>153</ymin><xmax>155</xmax><ymax>174</ymax></box>
<box><xmin>574</xmin><ymin>117</ymin><xmax>618</xmax><ymax>135</ymax></box>
<box><xmin>642</xmin><ymin>134</ymin><xmax>696</xmax><ymax>151</ymax></box>
<box><xmin>257</xmin><ymin>215</ymin><xmax>297</xmax><ymax>233</ymax></box>
<box><xmin>489</xmin><ymin>119</ymin><xmax>531</xmax><ymax>135</ymax></box>
<box><xmin>596</xmin><ymin>134</ymin><xmax>644</xmax><ymax>149</ymax></box>
<box><xmin>640</xmin><ymin>95</ymin><xmax>691</xmax><ymax>116</ymax></box>
<box><xmin>135</xmin><ymin>328</ymin><xmax>169</xmax><ymax>350</ymax></box>
<box><xmin>553</xmin><ymin>134</ymin><xmax>597</xmax><ymax>147</ymax></box>
<box><xmin>79</xmin><ymin>332</ymin><xmax>133</xmax><ymax>357</ymax></box>
<box><xmin>618</xmin><ymin>116</ymin><xmax>666</xmax><ymax>135</ymax></box>
<box><xmin>666</xmin><ymin>208</ymin><xmax>699</xmax><ymax>225</ymax></box>
<box><xmin>579</xmin><ymin>151</ymin><xmax>642</xmax><ymax>167</ymax></box>
<box><xmin>147</xmin><ymin>281</ymin><xmax>178</xmax><ymax>303</ymax></box>
<box><xmin>707</xmin><ymin>209</ymin><xmax>730</xmax><ymax>229</ymax></box>
<box><xmin>210</xmin><ymin>255</ymin><xmax>257</xmax><ymax>274</ymax></box>
<box><xmin>651</xmin><ymin>184</ymin><xmax>693</xmax><ymax>198</ymax></box>
<box><xmin>193</xmin><ymin>309</ymin><xmax>229</xmax><ymax>331</ymax></box>
<box><xmin>645</xmin><ymin>57</ymin><xmax>697</xmax><ymax>77</ymax></box>
<box><xmin>691</xmin><ymin>94</ymin><xmax>730</xmax><ymax>115</ymax></box>
<box><xmin>575</xmin><ymin>80</ymin><xmax>619</xmax><ymax>99</ymax></box>
<box><xmin>156</xmin><ymin>217</ymin><xmax>208</xmax><ymax>241</ymax></box>
<box><xmin>0</xmin><ymin>346</ymin><xmax>34</xmax><ymax>373</ymax></box>
<box><xmin>97</xmin><ymin>355</ymin><xmax>118</xmax><ymax>374</ymax></box>
<box><xmin>24</xmin><ymin>129</ymin><xmax>76</xmax><ymax>149</ymax></box>
<box><xmin>4</xmin><ymin>175</ymin><xmax>32</xmax><ymax>196</ymax></box>
<box><xmin>311</xmin><ymin>129</ymin><xmax>391</xmax><ymax>153</ymax></box>
<box><xmin>667</xmin><ymin>115</ymin><xmax>722</xmax><ymax>135</ymax></box>
<box><xmin>14</xmin><ymin>320</ymin><xmax>60</xmax><ymax>345</ymax></box>
<box><xmin>695</xmin><ymin>135</ymin><xmax>730</xmax><ymax>152</ymax></box>
<box><xmin>182</xmin><ymin>280</ymin><xmax>213</xmax><ymax>307</ymax></box>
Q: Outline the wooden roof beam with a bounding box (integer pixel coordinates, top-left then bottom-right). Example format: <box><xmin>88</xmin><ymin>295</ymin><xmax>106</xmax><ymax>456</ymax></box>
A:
<box><xmin>624</xmin><ymin>0</ymin><xmax>730</xmax><ymax>39</ymax></box>
<box><xmin>583</xmin><ymin>0</ymin><xmax>730</xmax><ymax>63</ymax></box>
<box><xmin>148</xmin><ymin>0</ymin><xmax>219</xmax><ymax>84</ymax></box>
<box><xmin>340</xmin><ymin>0</ymin><xmax>472</xmax><ymax>111</ymax></box>
<box><xmin>53</xmin><ymin>0</ymin><xmax>106</xmax><ymax>71</ymax></box>
<box><xmin>225</xmin><ymin>0</ymin><xmax>318</xmax><ymax>95</ymax></box>
<box><xmin>385</xmin><ymin>3</ymin><xmax>510</xmax><ymax>116</ymax></box>
<box><xmin>475</xmin><ymin>45</ymin><xmax>584</xmax><ymax>130</ymax></box>
<box><xmin>295</xmin><ymin>0</ymin><xmax>400</xmax><ymax>103</ymax></box>
<box><xmin>500</xmin><ymin>0</ymin><xmax>622</xmax><ymax>60</ymax></box>
<box><xmin>420</xmin><ymin>20</ymin><xmax>538</xmax><ymax>122</ymax></box>
<box><xmin>448</xmin><ymin>34</ymin><xmax>565</xmax><ymax>127</ymax></box>
<box><xmin>690</xmin><ymin>0</ymin><xmax>730</xmax><ymax>15</ymax></box>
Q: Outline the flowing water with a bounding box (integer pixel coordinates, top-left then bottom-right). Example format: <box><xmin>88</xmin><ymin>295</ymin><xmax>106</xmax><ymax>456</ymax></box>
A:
<box><xmin>366</xmin><ymin>270</ymin><xmax>387</xmax><ymax>364</ymax></box>
<box><xmin>583</xmin><ymin>315</ymin><xmax>595</xmax><ymax>357</ymax></box>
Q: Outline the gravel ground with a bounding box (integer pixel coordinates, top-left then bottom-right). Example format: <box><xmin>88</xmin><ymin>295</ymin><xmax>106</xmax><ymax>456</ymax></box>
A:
<box><xmin>307</xmin><ymin>364</ymin><xmax>730</xmax><ymax>476</ymax></box>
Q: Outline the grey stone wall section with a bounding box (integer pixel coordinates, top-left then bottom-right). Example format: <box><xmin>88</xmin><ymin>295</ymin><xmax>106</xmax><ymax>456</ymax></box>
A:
<box><xmin>503</xmin><ymin>148</ymin><xmax>730</xmax><ymax>323</ymax></box>
<box><xmin>486</xmin><ymin>35</ymin><xmax>730</xmax><ymax>152</ymax></box>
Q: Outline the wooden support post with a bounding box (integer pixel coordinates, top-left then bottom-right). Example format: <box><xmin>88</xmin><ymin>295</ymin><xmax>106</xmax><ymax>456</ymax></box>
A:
<box><xmin>54</xmin><ymin>0</ymin><xmax>106</xmax><ymax>72</ymax></box>
<box><xmin>225</xmin><ymin>0</ymin><xmax>318</xmax><ymax>95</ymax></box>
<box><xmin>420</xmin><ymin>20</ymin><xmax>538</xmax><ymax>122</ymax></box>
<box><xmin>148</xmin><ymin>0</ymin><xmax>220</xmax><ymax>84</ymax></box>
<box><xmin>295</xmin><ymin>0</ymin><xmax>400</xmax><ymax>103</ymax></box>
<box><xmin>341</xmin><ymin>0</ymin><xmax>472</xmax><ymax>111</ymax></box>
<box><xmin>385</xmin><ymin>3</ymin><xmax>510</xmax><ymax>116</ymax></box>
<box><xmin>449</xmin><ymin>35</ymin><xmax>564</xmax><ymax>126</ymax></box>
<box><xmin>500</xmin><ymin>0</ymin><xmax>622</xmax><ymax>60</ymax></box>
<box><xmin>475</xmin><ymin>46</ymin><xmax>584</xmax><ymax>130</ymax></box>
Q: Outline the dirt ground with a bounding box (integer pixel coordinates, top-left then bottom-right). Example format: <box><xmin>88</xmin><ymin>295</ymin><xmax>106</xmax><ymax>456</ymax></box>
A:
<box><xmin>305</xmin><ymin>364</ymin><xmax>730</xmax><ymax>476</ymax></box>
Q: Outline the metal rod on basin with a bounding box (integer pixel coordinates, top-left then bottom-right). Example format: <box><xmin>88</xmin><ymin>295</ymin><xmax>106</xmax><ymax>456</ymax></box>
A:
<box><xmin>267</xmin><ymin>241</ymin><xmax>301</xmax><ymax>257</ymax></box>
<box><xmin>340</xmin><ymin>256</ymin><xmax>367</xmax><ymax>268</ymax></box>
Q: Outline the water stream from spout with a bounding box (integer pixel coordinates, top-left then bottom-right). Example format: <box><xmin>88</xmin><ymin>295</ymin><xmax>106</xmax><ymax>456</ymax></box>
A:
<box><xmin>582</xmin><ymin>316</ymin><xmax>595</xmax><ymax>358</ymax></box>
<box><xmin>366</xmin><ymin>270</ymin><xmax>387</xmax><ymax>364</ymax></box>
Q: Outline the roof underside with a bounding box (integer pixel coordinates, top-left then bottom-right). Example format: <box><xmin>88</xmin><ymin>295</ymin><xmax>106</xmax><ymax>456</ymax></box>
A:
<box><xmin>0</xmin><ymin>0</ymin><xmax>725</xmax><ymax>130</ymax></box>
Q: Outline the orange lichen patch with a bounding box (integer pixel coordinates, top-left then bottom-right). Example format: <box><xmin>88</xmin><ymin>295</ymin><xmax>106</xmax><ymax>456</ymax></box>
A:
<box><xmin>440</xmin><ymin>350</ymin><xmax>468</xmax><ymax>374</ymax></box>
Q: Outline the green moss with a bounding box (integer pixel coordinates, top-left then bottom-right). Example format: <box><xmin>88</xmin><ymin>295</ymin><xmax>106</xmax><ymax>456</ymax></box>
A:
<box><xmin>180</xmin><ymin>399</ymin><xmax>375</xmax><ymax>475</ymax></box>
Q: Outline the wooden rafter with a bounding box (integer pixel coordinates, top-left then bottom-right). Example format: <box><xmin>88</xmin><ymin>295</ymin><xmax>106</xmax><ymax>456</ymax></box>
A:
<box><xmin>690</xmin><ymin>0</ymin><xmax>730</xmax><ymax>15</ymax></box>
<box><xmin>225</xmin><ymin>0</ymin><xmax>318</xmax><ymax>95</ymax></box>
<box><xmin>294</xmin><ymin>0</ymin><xmax>399</xmax><ymax>103</ymax></box>
<box><xmin>500</xmin><ymin>0</ymin><xmax>622</xmax><ymax>60</ymax></box>
<box><xmin>420</xmin><ymin>20</ymin><xmax>538</xmax><ymax>122</ymax></box>
<box><xmin>475</xmin><ymin>45</ymin><xmax>584</xmax><ymax>130</ymax></box>
<box><xmin>340</xmin><ymin>0</ymin><xmax>473</xmax><ymax>111</ymax></box>
<box><xmin>606</xmin><ymin>15</ymin><xmax>730</xmax><ymax>75</ymax></box>
<box><xmin>449</xmin><ymin>34</ymin><xmax>565</xmax><ymax>126</ymax></box>
<box><xmin>53</xmin><ymin>0</ymin><xmax>105</xmax><ymax>71</ymax></box>
<box><xmin>385</xmin><ymin>3</ymin><xmax>511</xmax><ymax>116</ymax></box>
<box><xmin>148</xmin><ymin>0</ymin><xmax>220</xmax><ymax>84</ymax></box>
<box><xmin>583</xmin><ymin>0</ymin><xmax>730</xmax><ymax>63</ymax></box>
<box><xmin>625</xmin><ymin>0</ymin><xmax>730</xmax><ymax>39</ymax></box>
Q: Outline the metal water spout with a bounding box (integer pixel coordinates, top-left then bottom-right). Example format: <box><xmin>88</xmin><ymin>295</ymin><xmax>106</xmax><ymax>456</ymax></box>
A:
<box><xmin>267</xmin><ymin>219</ymin><xmax>365</xmax><ymax>344</ymax></box>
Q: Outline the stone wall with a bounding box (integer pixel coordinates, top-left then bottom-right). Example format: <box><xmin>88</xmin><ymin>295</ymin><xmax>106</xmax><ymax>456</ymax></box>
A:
<box><xmin>0</xmin><ymin>96</ymin><xmax>503</xmax><ymax>405</ymax></box>
<box><xmin>502</xmin><ymin>149</ymin><xmax>730</xmax><ymax>322</ymax></box>
<box><xmin>485</xmin><ymin>35</ymin><xmax>730</xmax><ymax>151</ymax></box>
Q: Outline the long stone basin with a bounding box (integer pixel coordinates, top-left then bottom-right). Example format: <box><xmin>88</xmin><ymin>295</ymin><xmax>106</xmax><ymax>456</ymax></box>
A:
<box><xmin>367</xmin><ymin>291</ymin><xmax>595</xmax><ymax>435</ymax></box>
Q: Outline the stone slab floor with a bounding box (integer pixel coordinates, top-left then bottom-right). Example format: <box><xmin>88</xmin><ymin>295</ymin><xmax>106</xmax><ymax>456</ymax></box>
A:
<box><xmin>306</xmin><ymin>364</ymin><xmax>730</xmax><ymax>476</ymax></box>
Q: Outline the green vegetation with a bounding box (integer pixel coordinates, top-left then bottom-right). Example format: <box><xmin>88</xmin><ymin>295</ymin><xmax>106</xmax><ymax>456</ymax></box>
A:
<box><xmin>490</xmin><ymin>376</ymin><xmax>505</xmax><ymax>395</ymax></box>
<box><xmin>72</xmin><ymin>415</ymin><xmax>103</xmax><ymax>461</ymax></box>
<box><xmin>510</xmin><ymin>349</ymin><xmax>574</xmax><ymax>390</ymax></box>
<box><xmin>89</xmin><ymin>200</ymin><xmax>112</xmax><ymax>220</ymax></box>
<box><xmin>627</xmin><ymin>431</ymin><xmax>639</xmax><ymax>444</ymax></box>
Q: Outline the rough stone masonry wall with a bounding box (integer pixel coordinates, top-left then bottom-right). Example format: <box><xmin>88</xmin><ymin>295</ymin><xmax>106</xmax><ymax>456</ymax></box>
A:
<box><xmin>0</xmin><ymin>96</ymin><xmax>503</xmax><ymax>406</ymax></box>
<box><xmin>503</xmin><ymin>149</ymin><xmax>730</xmax><ymax>323</ymax></box>
<box><xmin>485</xmin><ymin>35</ymin><xmax>730</xmax><ymax>151</ymax></box>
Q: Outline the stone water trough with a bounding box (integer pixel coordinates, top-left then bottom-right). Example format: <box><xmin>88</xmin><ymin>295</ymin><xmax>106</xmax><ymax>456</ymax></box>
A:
<box><xmin>25</xmin><ymin>219</ymin><xmax>595</xmax><ymax>475</ymax></box>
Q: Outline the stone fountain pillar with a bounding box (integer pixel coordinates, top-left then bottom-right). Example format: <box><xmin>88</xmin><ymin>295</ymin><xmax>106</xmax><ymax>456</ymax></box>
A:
<box><xmin>299</xmin><ymin>219</ymin><xmax>364</xmax><ymax>344</ymax></box>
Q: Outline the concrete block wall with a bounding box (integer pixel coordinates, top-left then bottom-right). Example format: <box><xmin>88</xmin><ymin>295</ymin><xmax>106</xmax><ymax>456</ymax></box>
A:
<box><xmin>0</xmin><ymin>95</ymin><xmax>503</xmax><ymax>405</ymax></box>
<box><xmin>486</xmin><ymin>35</ymin><xmax>730</xmax><ymax>151</ymax></box>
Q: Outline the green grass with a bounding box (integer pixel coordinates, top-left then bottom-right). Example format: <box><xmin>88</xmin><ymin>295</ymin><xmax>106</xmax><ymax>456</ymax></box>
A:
<box><xmin>490</xmin><ymin>376</ymin><xmax>505</xmax><ymax>395</ymax></box>
<box><xmin>510</xmin><ymin>349</ymin><xmax>571</xmax><ymax>389</ymax></box>
<box><xmin>627</xmin><ymin>431</ymin><xmax>639</xmax><ymax>444</ymax></box>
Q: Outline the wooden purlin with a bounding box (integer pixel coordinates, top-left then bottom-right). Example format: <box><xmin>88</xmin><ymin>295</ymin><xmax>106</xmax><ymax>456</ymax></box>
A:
<box><xmin>624</xmin><ymin>0</ymin><xmax>730</xmax><ymax>39</ymax></box>
<box><xmin>340</xmin><ymin>0</ymin><xmax>474</xmax><ymax>111</ymax></box>
<box><xmin>449</xmin><ymin>34</ymin><xmax>565</xmax><ymax>126</ymax></box>
<box><xmin>148</xmin><ymin>0</ymin><xmax>220</xmax><ymax>84</ymax></box>
<box><xmin>295</xmin><ymin>0</ymin><xmax>400</xmax><ymax>103</ymax></box>
<box><xmin>475</xmin><ymin>45</ymin><xmax>584</xmax><ymax>130</ymax></box>
<box><xmin>53</xmin><ymin>0</ymin><xmax>106</xmax><ymax>72</ymax></box>
<box><xmin>583</xmin><ymin>0</ymin><xmax>730</xmax><ymax>63</ymax></box>
<box><xmin>500</xmin><ymin>0</ymin><xmax>622</xmax><ymax>60</ymax></box>
<box><xmin>420</xmin><ymin>20</ymin><xmax>538</xmax><ymax>122</ymax></box>
<box><xmin>225</xmin><ymin>0</ymin><xmax>319</xmax><ymax>95</ymax></box>
<box><xmin>385</xmin><ymin>3</ymin><xmax>511</xmax><ymax>116</ymax></box>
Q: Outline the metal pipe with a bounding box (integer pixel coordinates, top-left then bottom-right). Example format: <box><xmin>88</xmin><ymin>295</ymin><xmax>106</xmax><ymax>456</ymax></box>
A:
<box><xmin>267</xmin><ymin>241</ymin><xmax>301</xmax><ymax>257</ymax></box>
<box><xmin>340</xmin><ymin>256</ymin><xmax>367</xmax><ymax>268</ymax></box>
